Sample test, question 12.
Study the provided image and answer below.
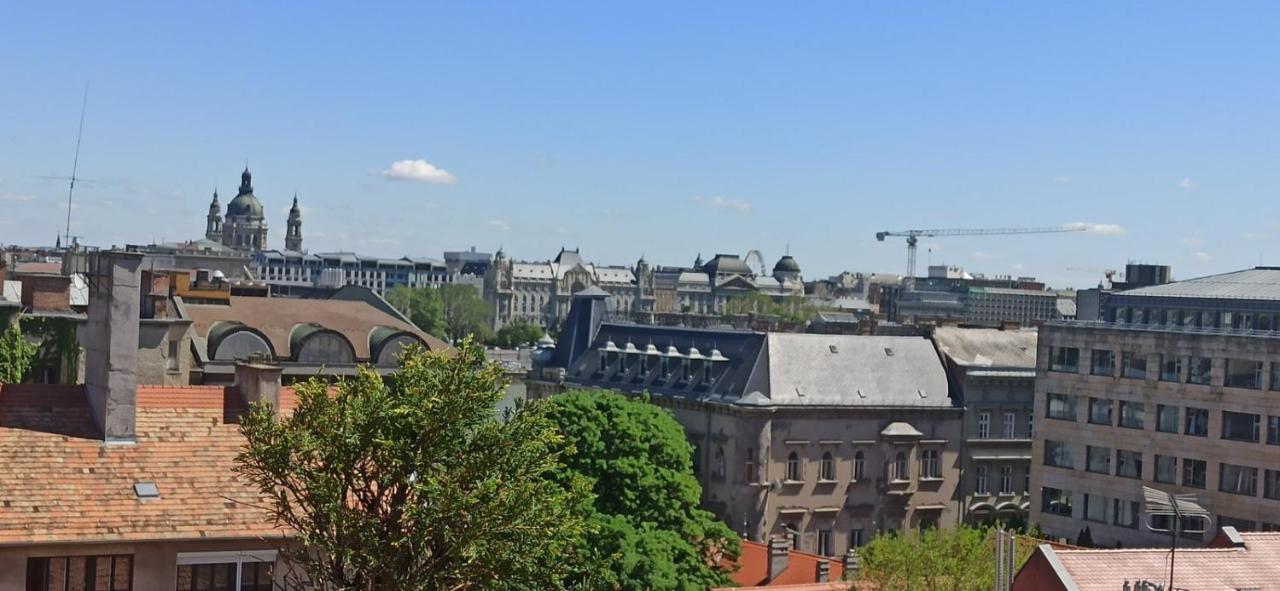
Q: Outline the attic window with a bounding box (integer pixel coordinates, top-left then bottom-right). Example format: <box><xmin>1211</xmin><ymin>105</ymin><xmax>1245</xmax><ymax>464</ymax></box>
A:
<box><xmin>917</xmin><ymin>389</ymin><xmax>927</xmax><ymax>399</ymax></box>
<box><xmin>884</xmin><ymin>347</ymin><xmax>895</xmax><ymax>357</ymax></box>
<box><xmin>829</xmin><ymin>345</ymin><xmax>838</xmax><ymax>354</ymax></box>
<box><xmin>134</xmin><ymin>482</ymin><xmax>160</xmax><ymax>500</ymax></box>
<box><xmin>856</xmin><ymin>389</ymin><xmax>866</xmax><ymax>399</ymax></box>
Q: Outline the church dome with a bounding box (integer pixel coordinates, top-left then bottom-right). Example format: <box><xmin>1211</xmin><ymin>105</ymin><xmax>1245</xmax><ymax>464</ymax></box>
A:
<box><xmin>227</xmin><ymin>168</ymin><xmax>264</xmax><ymax>218</ymax></box>
<box><xmin>773</xmin><ymin>255</ymin><xmax>801</xmax><ymax>274</ymax></box>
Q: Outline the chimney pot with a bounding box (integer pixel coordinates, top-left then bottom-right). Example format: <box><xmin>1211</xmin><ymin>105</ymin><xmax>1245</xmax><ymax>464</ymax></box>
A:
<box><xmin>767</xmin><ymin>535</ymin><xmax>790</xmax><ymax>582</ymax></box>
<box><xmin>84</xmin><ymin>251</ymin><xmax>144</xmax><ymax>443</ymax></box>
<box><xmin>816</xmin><ymin>560</ymin><xmax>831</xmax><ymax>582</ymax></box>
<box><xmin>843</xmin><ymin>548</ymin><xmax>861</xmax><ymax>578</ymax></box>
<box><xmin>235</xmin><ymin>358</ymin><xmax>283</xmax><ymax>414</ymax></box>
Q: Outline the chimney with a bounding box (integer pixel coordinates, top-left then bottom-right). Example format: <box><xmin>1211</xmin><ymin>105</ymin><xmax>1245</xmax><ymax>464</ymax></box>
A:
<box><xmin>815</xmin><ymin>560</ymin><xmax>830</xmax><ymax>582</ymax></box>
<box><xmin>842</xmin><ymin>548</ymin><xmax>861</xmax><ymax>579</ymax></box>
<box><xmin>84</xmin><ymin>250</ymin><xmax>144</xmax><ymax>443</ymax></box>
<box><xmin>767</xmin><ymin>535</ymin><xmax>790</xmax><ymax>582</ymax></box>
<box><xmin>235</xmin><ymin>353</ymin><xmax>283</xmax><ymax>413</ymax></box>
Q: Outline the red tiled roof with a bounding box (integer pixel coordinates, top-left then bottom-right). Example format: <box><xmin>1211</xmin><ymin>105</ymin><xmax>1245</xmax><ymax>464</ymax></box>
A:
<box><xmin>1022</xmin><ymin>531</ymin><xmax>1280</xmax><ymax>590</ymax></box>
<box><xmin>718</xmin><ymin>540</ymin><xmax>846</xmax><ymax>588</ymax></box>
<box><xmin>0</xmin><ymin>384</ymin><xmax>295</xmax><ymax>545</ymax></box>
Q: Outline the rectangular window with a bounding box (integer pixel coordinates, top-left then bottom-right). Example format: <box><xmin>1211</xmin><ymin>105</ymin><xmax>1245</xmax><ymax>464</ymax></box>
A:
<box><xmin>1084</xmin><ymin>494</ymin><xmax>1108</xmax><ymax>522</ymax></box>
<box><xmin>975</xmin><ymin>465</ymin><xmax>989</xmax><ymax>495</ymax></box>
<box><xmin>1118</xmin><ymin>400</ymin><xmax>1145</xmax><ymax>429</ymax></box>
<box><xmin>1222</xmin><ymin>411</ymin><xmax>1261</xmax><ymax>443</ymax></box>
<box><xmin>1269</xmin><ymin>416</ymin><xmax>1280</xmax><ymax>446</ymax></box>
<box><xmin>977</xmin><ymin>412</ymin><xmax>990</xmax><ymax>439</ymax></box>
<box><xmin>1121</xmin><ymin>352</ymin><xmax>1146</xmax><ymax>379</ymax></box>
<box><xmin>1185</xmin><ymin>407</ymin><xmax>1209</xmax><ymax>437</ymax></box>
<box><xmin>850</xmin><ymin>528</ymin><xmax>865</xmax><ymax>548</ymax></box>
<box><xmin>167</xmin><ymin>339</ymin><xmax>180</xmax><ymax>371</ymax></box>
<box><xmin>1091</xmin><ymin>350</ymin><xmax>1115</xmax><ymax>376</ymax></box>
<box><xmin>1160</xmin><ymin>355</ymin><xmax>1182</xmax><ymax>382</ymax></box>
<box><xmin>1113</xmin><ymin>499</ymin><xmax>1139</xmax><ymax>529</ymax></box>
<box><xmin>1226</xmin><ymin>359</ymin><xmax>1264</xmax><ymax>389</ymax></box>
<box><xmin>1046</xmin><ymin>393</ymin><xmax>1077</xmax><ymax>421</ymax></box>
<box><xmin>26</xmin><ymin>555</ymin><xmax>134</xmax><ymax>591</ymax></box>
<box><xmin>1183</xmin><ymin>458</ymin><xmax>1207</xmax><ymax>488</ymax></box>
<box><xmin>1088</xmin><ymin>398</ymin><xmax>1112</xmax><ymax>425</ymax></box>
<box><xmin>817</xmin><ymin>529</ymin><xmax>833</xmax><ymax>557</ymax></box>
<box><xmin>176</xmin><ymin>551</ymin><xmax>276</xmax><ymax>591</ymax></box>
<box><xmin>1116</xmin><ymin>449</ymin><xmax>1143</xmax><ymax>479</ymax></box>
<box><xmin>1086</xmin><ymin>445</ymin><xmax>1111</xmax><ymax>474</ymax></box>
<box><xmin>1188</xmin><ymin>356</ymin><xmax>1213</xmax><ymax>385</ymax></box>
<box><xmin>1050</xmin><ymin>347</ymin><xmax>1080</xmax><ymax>372</ymax></box>
<box><xmin>999</xmin><ymin>465</ymin><xmax>1013</xmax><ymax>495</ymax></box>
<box><xmin>1156</xmin><ymin>405</ymin><xmax>1179</xmax><ymax>433</ymax></box>
<box><xmin>920</xmin><ymin>449</ymin><xmax>940</xmax><ymax>479</ymax></box>
<box><xmin>1265</xmin><ymin>469</ymin><xmax>1280</xmax><ymax>501</ymax></box>
<box><xmin>1219</xmin><ymin>515</ymin><xmax>1256</xmax><ymax>533</ymax></box>
<box><xmin>1041</xmin><ymin>486</ymin><xmax>1073</xmax><ymax>517</ymax></box>
<box><xmin>1220</xmin><ymin>463</ymin><xmax>1258</xmax><ymax>496</ymax></box>
<box><xmin>1003</xmin><ymin>412</ymin><xmax>1016</xmax><ymax>439</ymax></box>
<box><xmin>1155</xmin><ymin>455</ymin><xmax>1177</xmax><ymax>484</ymax></box>
<box><xmin>1272</xmin><ymin>363</ymin><xmax>1280</xmax><ymax>391</ymax></box>
<box><xmin>1027</xmin><ymin>414</ymin><xmax>1033</xmax><ymax>438</ymax></box>
<box><xmin>1044</xmin><ymin>440</ymin><xmax>1073</xmax><ymax>469</ymax></box>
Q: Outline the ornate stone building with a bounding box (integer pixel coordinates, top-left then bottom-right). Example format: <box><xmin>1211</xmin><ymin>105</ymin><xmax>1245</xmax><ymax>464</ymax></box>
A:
<box><xmin>484</xmin><ymin>248</ymin><xmax>805</xmax><ymax>330</ymax></box>
<box><xmin>202</xmin><ymin>168</ymin><xmax>301</xmax><ymax>252</ymax></box>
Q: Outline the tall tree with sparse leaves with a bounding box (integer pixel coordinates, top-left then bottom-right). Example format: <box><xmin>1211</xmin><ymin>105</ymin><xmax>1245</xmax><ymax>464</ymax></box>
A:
<box><xmin>545</xmin><ymin>389</ymin><xmax>740</xmax><ymax>590</ymax></box>
<box><xmin>236</xmin><ymin>341</ymin><xmax>592</xmax><ymax>590</ymax></box>
<box><xmin>439</xmin><ymin>284</ymin><xmax>493</xmax><ymax>343</ymax></box>
<box><xmin>0</xmin><ymin>318</ymin><xmax>36</xmax><ymax>385</ymax></box>
<box><xmin>385</xmin><ymin>286</ymin><xmax>446</xmax><ymax>338</ymax></box>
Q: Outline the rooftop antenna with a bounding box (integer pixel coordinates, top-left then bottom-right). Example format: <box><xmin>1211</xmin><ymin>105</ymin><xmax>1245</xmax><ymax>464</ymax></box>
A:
<box><xmin>62</xmin><ymin>84</ymin><xmax>90</xmax><ymax>248</ymax></box>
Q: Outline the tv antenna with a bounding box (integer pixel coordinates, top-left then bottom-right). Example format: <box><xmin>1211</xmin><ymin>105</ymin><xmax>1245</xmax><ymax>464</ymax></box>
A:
<box><xmin>62</xmin><ymin>84</ymin><xmax>90</xmax><ymax>248</ymax></box>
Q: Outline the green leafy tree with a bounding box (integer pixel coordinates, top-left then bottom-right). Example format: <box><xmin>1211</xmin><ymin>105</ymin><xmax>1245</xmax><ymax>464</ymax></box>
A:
<box><xmin>857</xmin><ymin>525</ymin><xmax>1035</xmax><ymax>591</ymax></box>
<box><xmin>236</xmin><ymin>341</ymin><xmax>591</xmax><ymax>590</ymax></box>
<box><xmin>0</xmin><ymin>318</ymin><xmax>37</xmax><ymax>385</ymax></box>
<box><xmin>385</xmin><ymin>286</ymin><xmax>446</xmax><ymax>338</ymax></box>
<box><xmin>439</xmin><ymin>284</ymin><xmax>493</xmax><ymax>343</ymax></box>
<box><xmin>545</xmin><ymin>389</ymin><xmax>740</xmax><ymax>590</ymax></box>
<box><xmin>491</xmin><ymin>319</ymin><xmax>544</xmax><ymax>349</ymax></box>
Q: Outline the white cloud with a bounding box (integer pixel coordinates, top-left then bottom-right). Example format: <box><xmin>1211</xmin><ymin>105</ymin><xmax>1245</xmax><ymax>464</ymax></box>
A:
<box><xmin>486</xmin><ymin>219</ymin><xmax>511</xmax><ymax>231</ymax></box>
<box><xmin>1180</xmin><ymin>235</ymin><xmax>1204</xmax><ymax>247</ymax></box>
<box><xmin>0</xmin><ymin>193</ymin><xmax>35</xmax><ymax>203</ymax></box>
<box><xmin>1193</xmin><ymin>251</ymin><xmax>1212</xmax><ymax>262</ymax></box>
<box><xmin>691</xmin><ymin>195</ymin><xmax>752</xmax><ymax>214</ymax></box>
<box><xmin>1052</xmin><ymin>175</ymin><xmax>1072</xmax><ymax>185</ymax></box>
<box><xmin>380</xmin><ymin>159</ymin><xmax>458</xmax><ymax>184</ymax></box>
<box><xmin>1063</xmin><ymin>222</ymin><xmax>1126</xmax><ymax>235</ymax></box>
<box><xmin>1178</xmin><ymin>177</ymin><xmax>1196</xmax><ymax>190</ymax></box>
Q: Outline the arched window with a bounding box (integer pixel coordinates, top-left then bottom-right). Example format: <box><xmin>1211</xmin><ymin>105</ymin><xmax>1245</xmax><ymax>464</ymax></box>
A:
<box><xmin>920</xmin><ymin>449</ymin><xmax>940</xmax><ymax>479</ymax></box>
<box><xmin>820</xmin><ymin>451</ymin><xmax>835</xmax><ymax>481</ymax></box>
<box><xmin>745</xmin><ymin>448</ymin><xmax>757</xmax><ymax>484</ymax></box>
<box><xmin>786</xmin><ymin>452</ymin><xmax>801</xmax><ymax>481</ymax></box>
<box><xmin>713</xmin><ymin>446</ymin><xmax>726</xmax><ymax>480</ymax></box>
<box><xmin>853</xmin><ymin>451</ymin><xmax>865</xmax><ymax>482</ymax></box>
<box><xmin>891</xmin><ymin>451</ymin><xmax>908</xmax><ymax>482</ymax></box>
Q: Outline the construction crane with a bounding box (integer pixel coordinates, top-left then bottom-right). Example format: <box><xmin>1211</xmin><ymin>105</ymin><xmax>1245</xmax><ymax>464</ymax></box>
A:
<box><xmin>875</xmin><ymin>226</ymin><xmax>1087</xmax><ymax>289</ymax></box>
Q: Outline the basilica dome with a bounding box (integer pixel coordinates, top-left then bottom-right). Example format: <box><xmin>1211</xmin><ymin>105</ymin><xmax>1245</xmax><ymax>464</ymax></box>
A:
<box><xmin>226</xmin><ymin>167</ymin><xmax>264</xmax><ymax>219</ymax></box>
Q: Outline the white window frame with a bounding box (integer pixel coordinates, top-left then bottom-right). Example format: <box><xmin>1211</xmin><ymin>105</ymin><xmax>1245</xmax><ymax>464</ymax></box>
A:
<box><xmin>977</xmin><ymin>412</ymin><xmax>991</xmax><ymax>439</ymax></box>
<box><xmin>176</xmin><ymin>550</ymin><xmax>278</xmax><ymax>591</ymax></box>
<box><xmin>1003</xmin><ymin>412</ymin><xmax>1016</xmax><ymax>439</ymax></box>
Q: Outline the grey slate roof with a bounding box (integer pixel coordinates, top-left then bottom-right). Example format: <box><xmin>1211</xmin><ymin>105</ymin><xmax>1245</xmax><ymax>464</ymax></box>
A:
<box><xmin>931</xmin><ymin>326</ymin><xmax>1037</xmax><ymax>369</ymax></box>
<box><xmin>1117</xmin><ymin>267</ymin><xmax>1280</xmax><ymax>301</ymax></box>
<box><xmin>761</xmin><ymin>334</ymin><xmax>950</xmax><ymax>407</ymax></box>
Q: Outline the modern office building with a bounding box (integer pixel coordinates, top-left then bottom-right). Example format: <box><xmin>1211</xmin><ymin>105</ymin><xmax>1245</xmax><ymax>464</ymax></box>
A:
<box><xmin>1031</xmin><ymin>267</ymin><xmax>1280</xmax><ymax>547</ymax></box>
<box><xmin>252</xmin><ymin>250</ymin><xmax>450</xmax><ymax>295</ymax></box>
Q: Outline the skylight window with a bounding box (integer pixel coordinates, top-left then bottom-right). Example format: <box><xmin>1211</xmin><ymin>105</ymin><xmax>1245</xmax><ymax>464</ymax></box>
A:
<box><xmin>134</xmin><ymin>482</ymin><xmax>160</xmax><ymax>499</ymax></box>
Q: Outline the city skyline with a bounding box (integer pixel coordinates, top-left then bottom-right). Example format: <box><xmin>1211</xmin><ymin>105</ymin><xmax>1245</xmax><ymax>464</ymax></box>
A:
<box><xmin>4</xmin><ymin>2</ymin><xmax>1280</xmax><ymax>287</ymax></box>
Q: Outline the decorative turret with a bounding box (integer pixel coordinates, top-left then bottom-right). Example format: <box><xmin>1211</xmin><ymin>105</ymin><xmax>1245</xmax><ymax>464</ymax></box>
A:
<box><xmin>205</xmin><ymin>189</ymin><xmax>222</xmax><ymax>240</ymax></box>
<box><xmin>285</xmin><ymin>194</ymin><xmax>303</xmax><ymax>251</ymax></box>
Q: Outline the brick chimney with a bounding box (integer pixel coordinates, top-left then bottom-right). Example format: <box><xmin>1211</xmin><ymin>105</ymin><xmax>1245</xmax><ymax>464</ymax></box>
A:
<box><xmin>84</xmin><ymin>251</ymin><xmax>144</xmax><ymax>443</ymax></box>
<box><xmin>235</xmin><ymin>353</ymin><xmax>283</xmax><ymax>413</ymax></box>
<box><xmin>842</xmin><ymin>548</ymin><xmax>861</xmax><ymax>578</ymax></box>
<box><xmin>767</xmin><ymin>535</ymin><xmax>790</xmax><ymax>582</ymax></box>
<box><xmin>815</xmin><ymin>560</ymin><xmax>830</xmax><ymax>582</ymax></box>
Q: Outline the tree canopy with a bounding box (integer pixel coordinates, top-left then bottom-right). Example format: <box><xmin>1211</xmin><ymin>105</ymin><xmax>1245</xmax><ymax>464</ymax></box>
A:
<box><xmin>544</xmin><ymin>389</ymin><xmax>740</xmax><ymax>590</ymax></box>
<box><xmin>857</xmin><ymin>525</ymin><xmax>1035</xmax><ymax>591</ymax></box>
<box><xmin>236</xmin><ymin>341</ymin><xmax>590</xmax><ymax>590</ymax></box>
<box><xmin>0</xmin><ymin>319</ymin><xmax>36</xmax><ymax>385</ymax></box>
<box><xmin>490</xmin><ymin>319</ymin><xmax>544</xmax><ymax>349</ymax></box>
<box><xmin>723</xmin><ymin>293</ymin><xmax>821</xmax><ymax>323</ymax></box>
<box><xmin>386</xmin><ymin>285</ymin><xmax>493</xmax><ymax>343</ymax></box>
<box><xmin>385</xmin><ymin>285</ymin><xmax>445</xmax><ymax>338</ymax></box>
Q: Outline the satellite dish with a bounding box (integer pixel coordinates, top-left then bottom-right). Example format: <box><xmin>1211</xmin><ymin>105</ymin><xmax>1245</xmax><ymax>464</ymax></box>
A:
<box><xmin>744</xmin><ymin>249</ymin><xmax>766</xmax><ymax>276</ymax></box>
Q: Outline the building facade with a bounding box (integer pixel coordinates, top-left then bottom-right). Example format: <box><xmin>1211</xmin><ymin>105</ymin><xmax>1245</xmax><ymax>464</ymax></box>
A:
<box><xmin>202</xmin><ymin>168</ymin><xmax>301</xmax><ymax>253</ymax></box>
<box><xmin>529</xmin><ymin>291</ymin><xmax>963</xmax><ymax>559</ymax></box>
<box><xmin>931</xmin><ymin>327</ymin><xmax>1037</xmax><ymax>526</ymax></box>
<box><xmin>252</xmin><ymin>251</ymin><xmax>450</xmax><ymax>295</ymax></box>
<box><xmin>1031</xmin><ymin>267</ymin><xmax>1280</xmax><ymax>547</ymax></box>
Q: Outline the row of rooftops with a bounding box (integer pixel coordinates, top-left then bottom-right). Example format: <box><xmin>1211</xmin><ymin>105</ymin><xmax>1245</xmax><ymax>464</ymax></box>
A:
<box><xmin>256</xmin><ymin>249</ymin><xmax>447</xmax><ymax>269</ymax></box>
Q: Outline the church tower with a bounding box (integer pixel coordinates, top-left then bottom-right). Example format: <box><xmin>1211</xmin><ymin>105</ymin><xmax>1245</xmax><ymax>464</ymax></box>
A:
<box><xmin>222</xmin><ymin>167</ymin><xmax>269</xmax><ymax>251</ymax></box>
<box><xmin>285</xmin><ymin>194</ymin><xmax>303</xmax><ymax>251</ymax></box>
<box><xmin>205</xmin><ymin>189</ymin><xmax>222</xmax><ymax>241</ymax></box>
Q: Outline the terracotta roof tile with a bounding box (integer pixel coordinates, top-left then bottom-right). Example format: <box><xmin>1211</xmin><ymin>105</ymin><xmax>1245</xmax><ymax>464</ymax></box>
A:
<box><xmin>1030</xmin><ymin>532</ymin><xmax>1280</xmax><ymax>590</ymax></box>
<box><xmin>719</xmin><ymin>540</ymin><xmax>846</xmax><ymax>588</ymax></box>
<box><xmin>0</xmin><ymin>385</ymin><xmax>291</xmax><ymax>545</ymax></box>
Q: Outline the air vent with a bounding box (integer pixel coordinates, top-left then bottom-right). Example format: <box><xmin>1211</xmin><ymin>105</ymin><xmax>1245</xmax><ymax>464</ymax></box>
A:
<box><xmin>856</xmin><ymin>389</ymin><xmax>866</xmax><ymax>399</ymax></box>
<box><xmin>134</xmin><ymin>482</ymin><xmax>160</xmax><ymax>500</ymax></box>
<box><xmin>884</xmin><ymin>347</ymin><xmax>894</xmax><ymax>357</ymax></box>
<box><xmin>917</xmin><ymin>389</ymin><xmax>927</xmax><ymax>399</ymax></box>
<box><xmin>829</xmin><ymin>345</ymin><xmax>838</xmax><ymax>354</ymax></box>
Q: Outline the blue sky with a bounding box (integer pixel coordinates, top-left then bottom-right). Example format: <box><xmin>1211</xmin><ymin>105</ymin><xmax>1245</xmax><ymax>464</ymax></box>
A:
<box><xmin>2</xmin><ymin>2</ymin><xmax>1278</xmax><ymax>288</ymax></box>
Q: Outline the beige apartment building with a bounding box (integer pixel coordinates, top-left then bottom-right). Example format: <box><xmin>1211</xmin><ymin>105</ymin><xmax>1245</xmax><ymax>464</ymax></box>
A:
<box><xmin>529</xmin><ymin>289</ymin><xmax>964</xmax><ymax>558</ymax></box>
<box><xmin>1031</xmin><ymin>267</ymin><xmax>1280</xmax><ymax>547</ymax></box>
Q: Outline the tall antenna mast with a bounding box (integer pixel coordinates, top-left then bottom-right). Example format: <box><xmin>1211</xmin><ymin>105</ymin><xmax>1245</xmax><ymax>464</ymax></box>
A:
<box><xmin>64</xmin><ymin>83</ymin><xmax>89</xmax><ymax>247</ymax></box>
